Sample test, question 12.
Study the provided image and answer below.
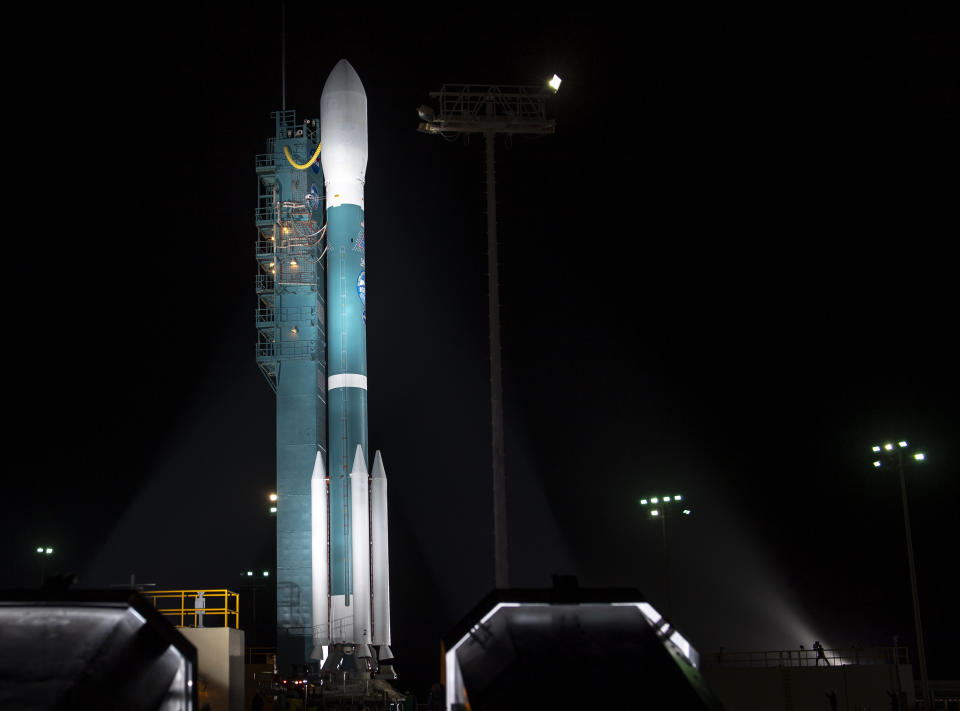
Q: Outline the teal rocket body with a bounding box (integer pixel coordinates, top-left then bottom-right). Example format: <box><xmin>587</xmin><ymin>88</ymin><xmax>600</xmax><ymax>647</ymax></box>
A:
<box><xmin>325</xmin><ymin>203</ymin><xmax>368</xmax><ymax>598</ymax></box>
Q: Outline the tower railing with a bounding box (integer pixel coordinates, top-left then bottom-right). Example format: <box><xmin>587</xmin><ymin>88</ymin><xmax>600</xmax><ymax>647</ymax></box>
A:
<box><xmin>255</xmin><ymin>153</ymin><xmax>276</xmax><ymax>170</ymax></box>
<box><xmin>702</xmin><ymin>646</ymin><xmax>910</xmax><ymax>668</ymax></box>
<box><xmin>256</xmin><ymin>305</ymin><xmax>317</xmax><ymax>324</ymax></box>
<box><xmin>255</xmin><ymin>274</ymin><xmax>275</xmax><ymax>293</ymax></box>
<box><xmin>256</xmin><ymin>339</ymin><xmax>321</xmax><ymax>361</ymax></box>
<box><xmin>256</xmin><ymin>238</ymin><xmax>276</xmax><ymax>256</ymax></box>
<box><xmin>255</xmin><ymin>206</ymin><xmax>277</xmax><ymax>224</ymax></box>
<box><xmin>142</xmin><ymin>589</ymin><xmax>240</xmax><ymax>629</ymax></box>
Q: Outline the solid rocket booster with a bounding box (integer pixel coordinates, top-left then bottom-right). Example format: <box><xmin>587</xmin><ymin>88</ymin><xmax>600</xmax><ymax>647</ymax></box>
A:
<box><xmin>370</xmin><ymin>450</ymin><xmax>390</xmax><ymax>646</ymax></box>
<box><xmin>349</xmin><ymin>445</ymin><xmax>371</xmax><ymax>649</ymax></box>
<box><xmin>310</xmin><ymin>453</ymin><xmax>329</xmax><ymax>659</ymax></box>
<box><xmin>311</xmin><ymin>59</ymin><xmax>391</xmax><ymax>656</ymax></box>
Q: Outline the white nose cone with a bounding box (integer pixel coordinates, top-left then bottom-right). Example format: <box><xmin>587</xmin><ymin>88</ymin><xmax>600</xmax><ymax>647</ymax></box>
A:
<box><xmin>321</xmin><ymin>59</ymin><xmax>367</xmax><ymax>209</ymax></box>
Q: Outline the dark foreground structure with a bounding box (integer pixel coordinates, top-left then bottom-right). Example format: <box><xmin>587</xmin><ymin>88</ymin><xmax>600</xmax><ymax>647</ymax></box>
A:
<box><xmin>0</xmin><ymin>588</ymin><xmax>198</xmax><ymax>711</ymax></box>
<box><xmin>441</xmin><ymin>582</ymin><xmax>726</xmax><ymax>711</ymax></box>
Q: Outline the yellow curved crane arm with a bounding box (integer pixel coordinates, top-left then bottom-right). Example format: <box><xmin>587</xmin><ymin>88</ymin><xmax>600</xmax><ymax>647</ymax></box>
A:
<box><xmin>283</xmin><ymin>142</ymin><xmax>322</xmax><ymax>170</ymax></box>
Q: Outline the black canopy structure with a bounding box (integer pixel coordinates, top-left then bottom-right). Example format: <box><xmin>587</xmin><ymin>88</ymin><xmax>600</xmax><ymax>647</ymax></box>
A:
<box><xmin>442</xmin><ymin>581</ymin><xmax>726</xmax><ymax>710</ymax></box>
<box><xmin>0</xmin><ymin>588</ymin><xmax>197</xmax><ymax>711</ymax></box>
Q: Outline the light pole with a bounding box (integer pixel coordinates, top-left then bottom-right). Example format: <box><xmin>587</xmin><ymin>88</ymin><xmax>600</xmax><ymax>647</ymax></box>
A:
<box><xmin>418</xmin><ymin>79</ymin><xmax>558</xmax><ymax>588</ymax></box>
<box><xmin>639</xmin><ymin>495</ymin><xmax>691</xmax><ymax>618</ymax></box>
<box><xmin>872</xmin><ymin>440</ymin><xmax>931</xmax><ymax>709</ymax></box>
<box><xmin>35</xmin><ymin>546</ymin><xmax>54</xmax><ymax>585</ymax></box>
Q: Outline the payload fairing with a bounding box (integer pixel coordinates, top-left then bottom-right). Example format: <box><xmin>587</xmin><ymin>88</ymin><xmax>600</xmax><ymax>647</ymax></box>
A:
<box><xmin>257</xmin><ymin>59</ymin><xmax>390</xmax><ymax>670</ymax></box>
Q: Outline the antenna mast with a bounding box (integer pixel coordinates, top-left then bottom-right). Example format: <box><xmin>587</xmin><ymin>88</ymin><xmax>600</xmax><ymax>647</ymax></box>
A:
<box><xmin>281</xmin><ymin>2</ymin><xmax>286</xmax><ymax>111</ymax></box>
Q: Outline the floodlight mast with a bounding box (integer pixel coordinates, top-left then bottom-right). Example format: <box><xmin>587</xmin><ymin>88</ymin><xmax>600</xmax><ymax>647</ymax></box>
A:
<box><xmin>639</xmin><ymin>496</ymin><xmax>690</xmax><ymax>618</ymax></box>
<box><xmin>418</xmin><ymin>84</ymin><xmax>556</xmax><ymax>589</ymax></box>
<box><xmin>872</xmin><ymin>440</ymin><xmax>931</xmax><ymax>709</ymax></box>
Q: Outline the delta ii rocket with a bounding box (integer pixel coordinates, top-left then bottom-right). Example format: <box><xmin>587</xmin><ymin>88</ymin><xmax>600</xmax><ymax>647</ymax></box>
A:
<box><xmin>310</xmin><ymin>58</ymin><xmax>391</xmax><ymax>662</ymax></box>
<box><xmin>256</xmin><ymin>59</ymin><xmax>390</xmax><ymax>670</ymax></box>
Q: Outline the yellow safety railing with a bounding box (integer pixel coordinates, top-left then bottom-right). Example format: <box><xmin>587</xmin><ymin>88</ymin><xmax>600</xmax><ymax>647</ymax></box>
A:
<box><xmin>142</xmin><ymin>589</ymin><xmax>240</xmax><ymax>629</ymax></box>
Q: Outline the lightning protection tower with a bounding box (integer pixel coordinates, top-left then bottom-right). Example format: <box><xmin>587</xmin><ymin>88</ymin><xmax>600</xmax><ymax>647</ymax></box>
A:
<box><xmin>255</xmin><ymin>110</ymin><xmax>327</xmax><ymax>667</ymax></box>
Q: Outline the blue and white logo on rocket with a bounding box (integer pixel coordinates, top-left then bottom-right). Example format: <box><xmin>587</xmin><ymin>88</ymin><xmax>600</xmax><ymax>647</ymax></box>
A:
<box><xmin>357</xmin><ymin>271</ymin><xmax>365</xmax><ymax>306</ymax></box>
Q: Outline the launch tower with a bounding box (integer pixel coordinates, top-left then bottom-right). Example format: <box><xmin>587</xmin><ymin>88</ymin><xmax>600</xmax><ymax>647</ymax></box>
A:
<box><xmin>255</xmin><ymin>109</ymin><xmax>328</xmax><ymax>666</ymax></box>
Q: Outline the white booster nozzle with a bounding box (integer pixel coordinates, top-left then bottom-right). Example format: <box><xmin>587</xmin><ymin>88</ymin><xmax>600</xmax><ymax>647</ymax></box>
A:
<box><xmin>320</xmin><ymin>59</ymin><xmax>368</xmax><ymax>208</ymax></box>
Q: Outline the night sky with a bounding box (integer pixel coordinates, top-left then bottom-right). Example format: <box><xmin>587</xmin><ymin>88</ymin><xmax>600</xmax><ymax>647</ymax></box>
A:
<box><xmin>5</xmin><ymin>4</ymin><xmax>957</xmax><ymax>696</ymax></box>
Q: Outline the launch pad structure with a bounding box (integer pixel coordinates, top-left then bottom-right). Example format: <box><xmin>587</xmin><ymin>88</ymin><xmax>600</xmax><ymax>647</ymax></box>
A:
<box><xmin>254</xmin><ymin>60</ymin><xmax>395</xmax><ymax>694</ymax></box>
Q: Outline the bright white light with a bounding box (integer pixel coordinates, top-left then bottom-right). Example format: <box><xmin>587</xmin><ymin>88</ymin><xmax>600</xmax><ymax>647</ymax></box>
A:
<box><xmin>873</xmin><ymin>461</ymin><xmax>882</xmax><ymax>468</ymax></box>
<box><xmin>872</xmin><ymin>445</ymin><xmax>881</xmax><ymax>452</ymax></box>
<box><xmin>663</xmin><ymin>496</ymin><xmax>671</xmax><ymax>502</ymax></box>
<box><xmin>640</xmin><ymin>499</ymin><xmax>648</xmax><ymax>505</ymax></box>
<box><xmin>914</xmin><ymin>453</ymin><xmax>925</xmax><ymax>461</ymax></box>
<box><xmin>651</xmin><ymin>497</ymin><xmax>659</xmax><ymax>503</ymax></box>
<box><xmin>270</xmin><ymin>506</ymin><xmax>277</xmax><ymax>513</ymax></box>
<box><xmin>247</xmin><ymin>571</ymin><xmax>254</xmax><ymax>576</ymax></box>
<box><xmin>885</xmin><ymin>443</ymin><xmax>894</xmax><ymax>451</ymax></box>
<box><xmin>682</xmin><ymin>509</ymin><xmax>691</xmax><ymax>515</ymax></box>
<box><xmin>635</xmin><ymin>602</ymin><xmax>662</xmax><ymax>625</ymax></box>
<box><xmin>36</xmin><ymin>547</ymin><xmax>43</xmax><ymax>553</ymax></box>
<box><xmin>45</xmin><ymin>548</ymin><xmax>53</xmax><ymax>554</ymax></box>
<box><xmin>899</xmin><ymin>441</ymin><xmax>908</xmax><ymax>448</ymax></box>
<box><xmin>651</xmin><ymin>510</ymin><xmax>660</xmax><ymax>517</ymax></box>
<box><xmin>269</xmin><ymin>493</ymin><xmax>278</xmax><ymax>502</ymax></box>
<box><xmin>670</xmin><ymin>630</ymin><xmax>692</xmax><ymax>660</ymax></box>
<box><xmin>263</xmin><ymin>571</ymin><xmax>270</xmax><ymax>577</ymax></box>
<box><xmin>674</xmin><ymin>495</ymin><xmax>682</xmax><ymax>501</ymax></box>
<box><xmin>548</xmin><ymin>74</ymin><xmax>562</xmax><ymax>92</ymax></box>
